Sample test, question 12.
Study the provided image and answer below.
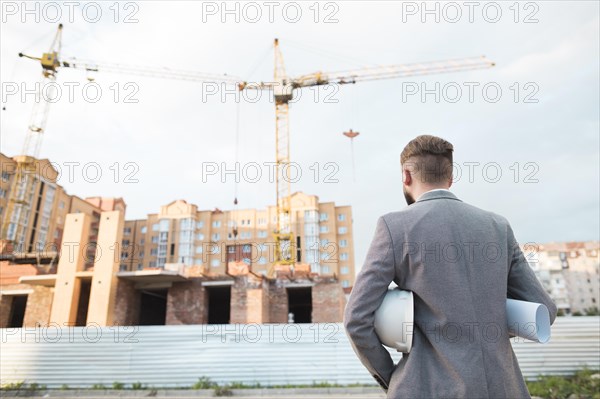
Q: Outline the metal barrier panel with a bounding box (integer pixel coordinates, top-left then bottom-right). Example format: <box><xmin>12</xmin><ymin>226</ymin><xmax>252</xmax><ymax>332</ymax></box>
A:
<box><xmin>1</xmin><ymin>317</ymin><xmax>598</xmax><ymax>388</ymax></box>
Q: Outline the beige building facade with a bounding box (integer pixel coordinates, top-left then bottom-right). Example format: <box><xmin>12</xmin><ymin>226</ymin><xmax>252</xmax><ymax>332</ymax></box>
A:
<box><xmin>527</xmin><ymin>241</ymin><xmax>599</xmax><ymax>314</ymax></box>
<box><xmin>121</xmin><ymin>192</ymin><xmax>356</xmax><ymax>288</ymax></box>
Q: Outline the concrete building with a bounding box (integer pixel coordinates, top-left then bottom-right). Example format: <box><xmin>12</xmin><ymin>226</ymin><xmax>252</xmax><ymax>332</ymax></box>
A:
<box><xmin>1</xmin><ymin>154</ymin><xmax>352</xmax><ymax>328</ymax></box>
<box><xmin>526</xmin><ymin>241</ymin><xmax>599</xmax><ymax>314</ymax></box>
<box><xmin>0</xmin><ymin>209</ymin><xmax>346</xmax><ymax>328</ymax></box>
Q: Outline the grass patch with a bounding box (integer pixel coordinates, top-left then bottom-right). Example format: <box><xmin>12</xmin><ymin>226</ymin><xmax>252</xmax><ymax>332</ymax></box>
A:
<box><xmin>526</xmin><ymin>368</ymin><xmax>600</xmax><ymax>399</ymax></box>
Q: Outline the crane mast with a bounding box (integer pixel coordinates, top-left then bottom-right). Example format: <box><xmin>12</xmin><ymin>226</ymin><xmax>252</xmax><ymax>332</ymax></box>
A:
<box><xmin>272</xmin><ymin>38</ymin><xmax>294</xmax><ymax>266</ymax></box>
<box><xmin>1</xmin><ymin>24</ymin><xmax>63</xmax><ymax>250</ymax></box>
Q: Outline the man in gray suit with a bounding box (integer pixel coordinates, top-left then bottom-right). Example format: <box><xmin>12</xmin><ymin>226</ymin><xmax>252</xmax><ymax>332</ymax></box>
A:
<box><xmin>344</xmin><ymin>135</ymin><xmax>558</xmax><ymax>398</ymax></box>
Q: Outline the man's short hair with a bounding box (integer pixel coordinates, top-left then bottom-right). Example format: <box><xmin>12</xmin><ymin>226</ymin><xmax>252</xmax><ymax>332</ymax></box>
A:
<box><xmin>401</xmin><ymin>135</ymin><xmax>454</xmax><ymax>184</ymax></box>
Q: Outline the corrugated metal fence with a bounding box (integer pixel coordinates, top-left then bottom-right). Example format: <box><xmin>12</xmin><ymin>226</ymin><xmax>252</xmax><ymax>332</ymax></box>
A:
<box><xmin>1</xmin><ymin>317</ymin><xmax>598</xmax><ymax>388</ymax></box>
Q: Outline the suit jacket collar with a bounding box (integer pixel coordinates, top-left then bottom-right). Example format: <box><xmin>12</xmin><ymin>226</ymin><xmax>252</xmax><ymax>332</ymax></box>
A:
<box><xmin>416</xmin><ymin>189</ymin><xmax>461</xmax><ymax>203</ymax></box>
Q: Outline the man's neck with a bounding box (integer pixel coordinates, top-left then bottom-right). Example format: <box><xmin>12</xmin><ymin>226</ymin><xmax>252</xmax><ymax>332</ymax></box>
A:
<box><xmin>415</xmin><ymin>187</ymin><xmax>451</xmax><ymax>201</ymax></box>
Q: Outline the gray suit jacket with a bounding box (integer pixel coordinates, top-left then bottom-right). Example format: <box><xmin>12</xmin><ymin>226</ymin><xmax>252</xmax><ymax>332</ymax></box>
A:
<box><xmin>343</xmin><ymin>190</ymin><xmax>558</xmax><ymax>399</ymax></box>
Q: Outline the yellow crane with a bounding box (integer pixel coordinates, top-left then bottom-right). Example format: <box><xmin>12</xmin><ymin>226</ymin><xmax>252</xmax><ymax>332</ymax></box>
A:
<box><xmin>238</xmin><ymin>38</ymin><xmax>494</xmax><ymax>272</ymax></box>
<box><xmin>3</xmin><ymin>25</ymin><xmax>495</xmax><ymax>278</ymax></box>
<box><xmin>1</xmin><ymin>24</ymin><xmax>240</xmax><ymax>251</ymax></box>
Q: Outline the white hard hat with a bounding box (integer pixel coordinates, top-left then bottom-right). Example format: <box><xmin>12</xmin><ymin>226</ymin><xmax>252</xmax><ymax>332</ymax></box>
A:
<box><xmin>374</xmin><ymin>288</ymin><xmax>414</xmax><ymax>353</ymax></box>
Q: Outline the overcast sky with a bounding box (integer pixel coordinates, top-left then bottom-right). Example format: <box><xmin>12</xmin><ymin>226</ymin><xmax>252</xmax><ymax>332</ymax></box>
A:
<box><xmin>1</xmin><ymin>1</ymin><xmax>598</xmax><ymax>271</ymax></box>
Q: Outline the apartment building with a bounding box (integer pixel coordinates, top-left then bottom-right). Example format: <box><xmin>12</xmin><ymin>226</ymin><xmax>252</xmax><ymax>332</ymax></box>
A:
<box><xmin>120</xmin><ymin>192</ymin><xmax>356</xmax><ymax>288</ymax></box>
<box><xmin>527</xmin><ymin>241</ymin><xmax>599</xmax><ymax>314</ymax></box>
<box><xmin>1</xmin><ymin>153</ymin><xmax>127</xmax><ymax>269</ymax></box>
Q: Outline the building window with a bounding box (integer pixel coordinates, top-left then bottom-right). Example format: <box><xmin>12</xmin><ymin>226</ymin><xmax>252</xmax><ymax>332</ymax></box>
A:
<box><xmin>119</xmin><ymin>264</ymin><xmax>127</xmax><ymax>271</ymax></box>
<box><xmin>124</xmin><ymin>227</ymin><xmax>131</xmax><ymax>235</ymax></box>
<box><xmin>159</xmin><ymin>219</ymin><xmax>170</xmax><ymax>232</ymax></box>
<box><xmin>213</xmin><ymin>220</ymin><xmax>221</xmax><ymax>228</ymax></box>
<box><xmin>320</xmin><ymin>226</ymin><xmax>329</xmax><ymax>233</ymax></box>
<box><xmin>340</xmin><ymin>252</ymin><xmax>348</xmax><ymax>261</ymax></box>
<box><xmin>211</xmin><ymin>259</ymin><xmax>220</xmax><ymax>267</ymax></box>
<box><xmin>340</xmin><ymin>240</ymin><xmax>348</xmax><ymax>248</ymax></box>
<box><xmin>258</xmin><ymin>230</ymin><xmax>267</xmax><ymax>238</ymax></box>
<box><xmin>141</xmin><ymin>226</ymin><xmax>147</xmax><ymax>234</ymax></box>
<box><xmin>319</xmin><ymin>212</ymin><xmax>328</xmax><ymax>221</ymax></box>
<box><xmin>140</xmin><ymin>239</ymin><xmax>145</xmax><ymax>245</ymax></box>
<box><xmin>338</xmin><ymin>214</ymin><xmax>346</xmax><ymax>221</ymax></box>
<box><xmin>122</xmin><ymin>239</ymin><xmax>130</xmax><ymax>246</ymax></box>
<box><xmin>320</xmin><ymin>239</ymin><xmax>329</xmax><ymax>247</ymax></box>
<box><xmin>341</xmin><ymin>266</ymin><xmax>349</xmax><ymax>274</ymax></box>
<box><xmin>196</xmin><ymin>221</ymin><xmax>204</xmax><ymax>229</ymax></box>
<box><xmin>338</xmin><ymin>227</ymin><xmax>347</xmax><ymax>234</ymax></box>
<box><xmin>322</xmin><ymin>266</ymin><xmax>330</xmax><ymax>273</ymax></box>
<box><xmin>152</xmin><ymin>224</ymin><xmax>159</xmax><ymax>231</ymax></box>
<box><xmin>150</xmin><ymin>248</ymin><xmax>158</xmax><ymax>256</ymax></box>
<box><xmin>196</xmin><ymin>246</ymin><xmax>203</xmax><ymax>254</ymax></box>
<box><xmin>137</xmin><ymin>264</ymin><xmax>143</xmax><ymax>270</ymax></box>
<box><xmin>259</xmin><ymin>256</ymin><xmax>267</xmax><ymax>265</ymax></box>
<box><xmin>212</xmin><ymin>233</ymin><xmax>220</xmax><ymax>241</ymax></box>
<box><xmin>149</xmin><ymin>261</ymin><xmax>157</xmax><ymax>268</ymax></box>
<box><xmin>151</xmin><ymin>236</ymin><xmax>158</xmax><ymax>243</ymax></box>
<box><xmin>342</xmin><ymin>280</ymin><xmax>350</xmax><ymax>288</ymax></box>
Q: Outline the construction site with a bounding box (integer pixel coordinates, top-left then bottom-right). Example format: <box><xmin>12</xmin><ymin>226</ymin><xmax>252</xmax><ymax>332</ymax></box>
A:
<box><xmin>0</xmin><ymin>24</ymin><xmax>493</xmax><ymax>329</ymax></box>
<box><xmin>2</xmin><ymin>7</ymin><xmax>598</xmax><ymax>396</ymax></box>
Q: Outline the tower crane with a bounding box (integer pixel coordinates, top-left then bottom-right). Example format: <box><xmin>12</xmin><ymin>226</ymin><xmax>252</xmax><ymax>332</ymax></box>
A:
<box><xmin>238</xmin><ymin>39</ymin><xmax>494</xmax><ymax>273</ymax></box>
<box><xmin>1</xmin><ymin>24</ymin><xmax>240</xmax><ymax>250</ymax></box>
<box><xmin>3</xmin><ymin>25</ymin><xmax>495</xmax><ymax>279</ymax></box>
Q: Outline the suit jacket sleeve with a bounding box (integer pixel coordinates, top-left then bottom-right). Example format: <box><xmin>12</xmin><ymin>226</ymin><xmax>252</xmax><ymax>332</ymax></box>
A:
<box><xmin>506</xmin><ymin>223</ymin><xmax>558</xmax><ymax>325</ymax></box>
<box><xmin>343</xmin><ymin>216</ymin><xmax>396</xmax><ymax>391</ymax></box>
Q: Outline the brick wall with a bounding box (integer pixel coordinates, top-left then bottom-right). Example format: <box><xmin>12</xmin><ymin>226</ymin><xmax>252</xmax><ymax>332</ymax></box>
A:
<box><xmin>0</xmin><ymin>282</ymin><xmax>53</xmax><ymax>328</ymax></box>
<box><xmin>231</xmin><ymin>275</ymin><xmax>264</xmax><ymax>323</ymax></box>
<box><xmin>266</xmin><ymin>280</ymin><xmax>289</xmax><ymax>323</ymax></box>
<box><xmin>166</xmin><ymin>278</ymin><xmax>207</xmax><ymax>325</ymax></box>
<box><xmin>113</xmin><ymin>280</ymin><xmax>140</xmax><ymax>326</ymax></box>
<box><xmin>312</xmin><ymin>280</ymin><xmax>345</xmax><ymax>323</ymax></box>
<box><xmin>0</xmin><ymin>293</ymin><xmax>12</xmax><ymax>327</ymax></box>
<box><xmin>23</xmin><ymin>285</ymin><xmax>53</xmax><ymax>327</ymax></box>
<box><xmin>0</xmin><ymin>262</ymin><xmax>39</xmax><ymax>285</ymax></box>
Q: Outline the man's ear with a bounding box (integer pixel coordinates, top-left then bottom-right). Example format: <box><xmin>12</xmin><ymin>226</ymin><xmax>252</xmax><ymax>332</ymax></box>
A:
<box><xmin>403</xmin><ymin>168</ymin><xmax>412</xmax><ymax>185</ymax></box>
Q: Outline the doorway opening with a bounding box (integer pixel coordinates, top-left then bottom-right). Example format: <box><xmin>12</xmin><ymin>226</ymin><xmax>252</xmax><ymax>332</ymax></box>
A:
<box><xmin>138</xmin><ymin>289</ymin><xmax>168</xmax><ymax>325</ymax></box>
<box><xmin>287</xmin><ymin>287</ymin><xmax>312</xmax><ymax>323</ymax></box>
<box><xmin>207</xmin><ymin>286</ymin><xmax>231</xmax><ymax>324</ymax></box>
<box><xmin>8</xmin><ymin>295</ymin><xmax>28</xmax><ymax>327</ymax></box>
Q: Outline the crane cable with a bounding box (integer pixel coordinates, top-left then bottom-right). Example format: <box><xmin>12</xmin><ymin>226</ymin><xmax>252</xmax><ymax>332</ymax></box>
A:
<box><xmin>232</xmin><ymin>99</ymin><xmax>241</xmax><ymax>243</ymax></box>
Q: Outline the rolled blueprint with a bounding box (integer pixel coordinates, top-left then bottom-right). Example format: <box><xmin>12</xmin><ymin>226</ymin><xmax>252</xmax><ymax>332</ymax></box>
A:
<box><xmin>506</xmin><ymin>298</ymin><xmax>551</xmax><ymax>343</ymax></box>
